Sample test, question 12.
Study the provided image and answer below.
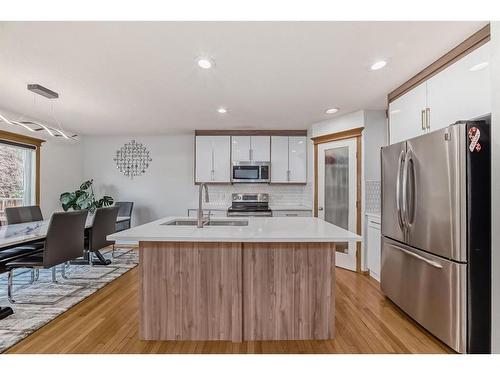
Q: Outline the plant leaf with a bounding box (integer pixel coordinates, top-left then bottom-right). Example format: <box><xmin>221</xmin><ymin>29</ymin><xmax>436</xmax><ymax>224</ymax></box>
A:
<box><xmin>79</xmin><ymin>180</ymin><xmax>93</xmax><ymax>191</ymax></box>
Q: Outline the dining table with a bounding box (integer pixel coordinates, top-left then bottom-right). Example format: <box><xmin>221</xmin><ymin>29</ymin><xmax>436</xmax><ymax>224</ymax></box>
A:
<box><xmin>0</xmin><ymin>214</ymin><xmax>131</xmax><ymax>320</ymax></box>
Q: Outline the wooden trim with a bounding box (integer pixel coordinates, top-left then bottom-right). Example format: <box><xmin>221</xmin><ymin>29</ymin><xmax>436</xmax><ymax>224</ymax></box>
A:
<box><xmin>313</xmin><ymin>131</ymin><xmax>362</xmax><ymax>272</ymax></box>
<box><xmin>313</xmin><ymin>143</ymin><xmax>318</xmax><ymax>217</ymax></box>
<box><xmin>388</xmin><ymin>24</ymin><xmax>490</xmax><ymax>103</ymax></box>
<box><xmin>0</xmin><ymin>129</ymin><xmax>44</xmax><ymax>147</ymax></box>
<box><xmin>195</xmin><ymin>129</ymin><xmax>307</xmax><ymax>137</ymax></box>
<box><xmin>355</xmin><ymin>136</ymin><xmax>362</xmax><ymax>273</ymax></box>
<box><xmin>311</xmin><ymin>127</ymin><xmax>364</xmax><ymax>145</ymax></box>
<box><xmin>0</xmin><ymin>130</ymin><xmax>44</xmax><ymax>206</ymax></box>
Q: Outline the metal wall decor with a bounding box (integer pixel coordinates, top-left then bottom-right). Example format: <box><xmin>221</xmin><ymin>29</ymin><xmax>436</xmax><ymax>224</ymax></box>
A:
<box><xmin>113</xmin><ymin>140</ymin><xmax>152</xmax><ymax>179</ymax></box>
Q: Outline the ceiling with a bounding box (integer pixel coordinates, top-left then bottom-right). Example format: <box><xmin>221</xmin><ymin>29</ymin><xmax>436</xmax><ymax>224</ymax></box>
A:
<box><xmin>0</xmin><ymin>21</ymin><xmax>487</xmax><ymax>135</ymax></box>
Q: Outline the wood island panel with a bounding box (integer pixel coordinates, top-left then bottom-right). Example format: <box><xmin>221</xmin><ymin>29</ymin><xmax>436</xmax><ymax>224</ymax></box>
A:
<box><xmin>243</xmin><ymin>242</ymin><xmax>335</xmax><ymax>340</ymax></box>
<box><xmin>139</xmin><ymin>241</ymin><xmax>242</xmax><ymax>341</ymax></box>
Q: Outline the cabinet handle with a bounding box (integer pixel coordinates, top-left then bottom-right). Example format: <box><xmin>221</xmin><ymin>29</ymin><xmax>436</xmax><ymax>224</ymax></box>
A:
<box><xmin>425</xmin><ymin>108</ymin><xmax>431</xmax><ymax>130</ymax></box>
<box><xmin>421</xmin><ymin>109</ymin><xmax>426</xmax><ymax>130</ymax></box>
<box><xmin>287</xmin><ymin>170</ymin><xmax>291</xmax><ymax>182</ymax></box>
<box><xmin>285</xmin><ymin>213</ymin><xmax>299</xmax><ymax>217</ymax></box>
<box><xmin>249</xmin><ymin>148</ymin><xmax>253</xmax><ymax>161</ymax></box>
<box><xmin>211</xmin><ymin>170</ymin><xmax>214</xmax><ymax>181</ymax></box>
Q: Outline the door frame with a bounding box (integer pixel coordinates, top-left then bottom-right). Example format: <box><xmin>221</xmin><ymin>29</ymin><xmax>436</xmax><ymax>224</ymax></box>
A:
<box><xmin>312</xmin><ymin>127</ymin><xmax>363</xmax><ymax>272</ymax></box>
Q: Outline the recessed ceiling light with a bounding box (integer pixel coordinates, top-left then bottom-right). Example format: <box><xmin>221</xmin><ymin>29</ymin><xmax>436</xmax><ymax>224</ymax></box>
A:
<box><xmin>469</xmin><ymin>62</ymin><xmax>488</xmax><ymax>72</ymax></box>
<box><xmin>325</xmin><ymin>108</ymin><xmax>339</xmax><ymax>114</ymax></box>
<box><xmin>197</xmin><ymin>58</ymin><xmax>214</xmax><ymax>69</ymax></box>
<box><xmin>217</xmin><ymin>107</ymin><xmax>227</xmax><ymax>114</ymax></box>
<box><xmin>370</xmin><ymin>60</ymin><xmax>387</xmax><ymax>71</ymax></box>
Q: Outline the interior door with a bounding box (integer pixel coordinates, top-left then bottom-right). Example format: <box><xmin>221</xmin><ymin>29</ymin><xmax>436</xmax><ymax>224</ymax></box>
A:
<box><xmin>318</xmin><ymin>138</ymin><xmax>357</xmax><ymax>271</ymax></box>
<box><xmin>405</xmin><ymin>125</ymin><xmax>463</xmax><ymax>261</ymax></box>
<box><xmin>381</xmin><ymin>141</ymin><xmax>406</xmax><ymax>243</ymax></box>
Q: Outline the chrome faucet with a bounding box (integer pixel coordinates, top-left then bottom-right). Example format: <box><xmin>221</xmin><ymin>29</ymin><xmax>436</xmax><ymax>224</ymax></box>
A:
<box><xmin>197</xmin><ymin>183</ymin><xmax>210</xmax><ymax>228</ymax></box>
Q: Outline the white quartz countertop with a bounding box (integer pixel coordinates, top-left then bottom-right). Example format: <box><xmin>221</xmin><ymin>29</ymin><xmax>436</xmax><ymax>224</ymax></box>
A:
<box><xmin>107</xmin><ymin>216</ymin><xmax>361</xmax><ymax>243</ymax></box>
<box><xmin>187</xmin><ymin>204</ymin><xmax>313</xmax><ymax>211</ymax></box>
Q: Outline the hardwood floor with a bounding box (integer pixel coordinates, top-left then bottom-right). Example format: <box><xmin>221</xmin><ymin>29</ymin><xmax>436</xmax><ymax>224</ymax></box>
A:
<box><xmin>6</xmin><ymin>254</ymin><xmax>452</xmax><ymax>354</ymax></box>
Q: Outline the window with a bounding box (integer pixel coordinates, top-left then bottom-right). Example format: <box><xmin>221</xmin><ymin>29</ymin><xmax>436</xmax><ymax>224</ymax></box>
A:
<box><xmin>0</xmin><ymin>130</ymin><xmax>43</xmax><ymax>225</ymax></box>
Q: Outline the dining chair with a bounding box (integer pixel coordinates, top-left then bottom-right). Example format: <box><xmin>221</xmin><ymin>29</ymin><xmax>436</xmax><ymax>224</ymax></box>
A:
<box><xmin>5</xmin><ymin>205</ymin><xmax>43</xmax><ymax>224</ymax></box>
<box><xmin>112</xmin><ymin>201</ymin><xmax>134</xmax><ymax>258</ymax></box>
<box><xmin>4</xmin><ymin>206</ymin><xmax>45</xmax><ymax>252</ymax></box>
<box><xmin>5</xmin><ymin>210</ymin><xmax>88</xmax><ymax>305</ymax></box>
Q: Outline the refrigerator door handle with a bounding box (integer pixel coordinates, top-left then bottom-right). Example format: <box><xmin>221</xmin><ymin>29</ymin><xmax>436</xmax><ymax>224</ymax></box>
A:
<box><xmin>402</xmin><ymin>148</ymin><xmax>411</xmax><ymax>230</ymax></box>
<box><xmin>396</xmin><ymin>149</ymin><xmax>405</xmax><ymax>230</ymax></box>
<box><xmin>388</xmin><ymin>244</ymin><xmax>443</xmax><ymax>269</ymax></box>
<box><xmin>406</xmin><ymin>149</ymin><xmax>416</xmax><ymax>228</ymax></box>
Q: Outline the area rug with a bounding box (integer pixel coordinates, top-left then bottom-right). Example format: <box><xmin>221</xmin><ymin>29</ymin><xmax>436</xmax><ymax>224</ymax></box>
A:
<box><xmin>0</xmin><ymin>247</ymin><xmax>138</xmax><ymax>353</ymax></box>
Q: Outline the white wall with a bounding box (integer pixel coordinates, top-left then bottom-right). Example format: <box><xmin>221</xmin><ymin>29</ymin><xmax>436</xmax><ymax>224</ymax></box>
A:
<box><xmin>363</xmin><ymin>110</ymin><xmax>387</xmax><ymax>182</ymax></box>
<box><xmin>82</xmin><ymin>134</ymin><xmax>199</xmax><ymax>225</ymax></box>
<box><xmin>39</xmin><ymin>140</ymin><xmax>83</xmax><ymax>218</ymax></box>
<box><xmin>310</xmin><ymin>110</ymin><xmax>365</xmax><ymax>138</ymax></box>
<box><xmin>490</xmin><ymin>21</ymin><xmax>500</xmax><ymax>353</ymax></box>
<box><xmin>0</xmin><ymin>108</ymin><xmax>84</xmax><ymax>218</ymax></box>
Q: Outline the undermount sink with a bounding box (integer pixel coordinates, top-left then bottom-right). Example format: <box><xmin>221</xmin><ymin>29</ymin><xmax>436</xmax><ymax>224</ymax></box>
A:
<box><xmin>162</xmin><ymin>219</ymin><xmax>249</xmax><ymax>227</ymax></box>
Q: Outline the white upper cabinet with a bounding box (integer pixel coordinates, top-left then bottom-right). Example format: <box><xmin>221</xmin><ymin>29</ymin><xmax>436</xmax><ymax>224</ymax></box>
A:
<box><xmin>389</xmin><ymin>41</ymin><xmax>491</xmax><ymax>144</ymax></box>
<box><xmin>389</xmin><ymin>82</ymin><xmax>427</xmax><ymax>144</ymax></box>
<box><xmin>271</xmin><ymin>136</ymin><xmax>307</xmax><ymax>183</ymax></box>
<box><xmin>195</xmin><ymin>136</ymin><xmax>231</xmax><ymax>183</ymax></box>
<box><xmin>231</xmin><ymin>136</ymin><xmax>251</xmax><ymax>162</ymax></box>
<box><xmin>271</xmin><ymin>136</ymin><xmax>289</xmax><ymax>182</ymax></box>
<box><xmin>250</xmin><ymin>136</ymin><xmax>271</xmax><ymax>161</ymax></box>
<box><xmin>427</xmin><ymin>42</ymin><xmax>491</xmax><ymax>130</ymax></box>
<box><xmin>231</xmin><ymin>136</ymin><xmax>270</xmax><ymax>162</ymax></box>
<box><xmin>288</xmin><ymin>136</ymin><xmax>307</xmax><ymax>183</ymax></box>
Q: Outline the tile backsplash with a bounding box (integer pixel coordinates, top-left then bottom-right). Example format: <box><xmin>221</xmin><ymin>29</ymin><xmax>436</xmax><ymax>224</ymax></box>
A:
<box><xmin>203</xmin><ymin>184</ymin><xmax>311</xmax><ymax>207</ymax></box>
<box><xmin>365</xmin><ymin>180</ymin><xmax>381</xmax><ymax>213</ymax></box>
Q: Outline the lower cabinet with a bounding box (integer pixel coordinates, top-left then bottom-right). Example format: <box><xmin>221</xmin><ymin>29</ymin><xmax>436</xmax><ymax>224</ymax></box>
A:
<box><xmin>272</xmin><ymin>210</ymin><xmax>312</xmax><ymax>217</ymax></box>
<box><xmin>366</xmin><ymin>214</ymin><xmax>381</xmax><ymax>281</ymax></box>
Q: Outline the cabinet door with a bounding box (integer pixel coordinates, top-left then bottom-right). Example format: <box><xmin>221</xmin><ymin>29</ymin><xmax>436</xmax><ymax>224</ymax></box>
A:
<box><xmin>212</xmin><ymin>136</ymin><xmax>231</xmax><ymax>182</ymax></box>
<box><xmin>271</xmin><ymin>136</ymin><xmax>289</xmax><ymax>182</ymax></box>
<box><xmin>196</xmin><ymin>136</ymin><xmax>230</xmax><ymax>183</ymax></box>
<box><xmin>250</xmin><ymin>136</ymin><xmax>270</xmax><ymax>161</ymax></box>
<box><xmin>272</xmin><ymin>210</ymin><xmax>312</xmax><ymax>217</ymax></box>
<box><xmin>231</xmin><ymin>136</ymin><xmax>251</xmax><ymax>162</ymax></box>
<box><xmin>389</xmin><ymin>82</ymin><xmax>427</xmax><ymax>144</ymax></box>
<box><xmin>288</xmin><ymin>136</ymin><xmax>307</xmax><ymax>183</ymax></box>
<box><xmin>427</xmin><ymin>42</ymin><xmax>491</xmax><ymax>131</ymax></box>
<box><xmin>195</xmin><ymin>136</ymin><xmax>214</xmax><ymax>183</ymax></box>
<box><xmin>367</xmin><ymin>221</ymin><xmax>381</xmax><ymax>281</ymax></box>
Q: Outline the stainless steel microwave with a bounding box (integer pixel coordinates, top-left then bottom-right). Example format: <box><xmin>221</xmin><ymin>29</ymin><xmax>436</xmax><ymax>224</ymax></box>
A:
<box><xmin>231</xmin><ymin>161</ymin><xmax>270</xmax><ymax>183</ymax></box>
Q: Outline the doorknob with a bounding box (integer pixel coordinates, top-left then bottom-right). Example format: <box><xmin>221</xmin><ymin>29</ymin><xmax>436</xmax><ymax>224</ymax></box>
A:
<box><xmin>318</xmin><ymin>207</ymin><xmax>324</xmax><ymax>211</ymax></box>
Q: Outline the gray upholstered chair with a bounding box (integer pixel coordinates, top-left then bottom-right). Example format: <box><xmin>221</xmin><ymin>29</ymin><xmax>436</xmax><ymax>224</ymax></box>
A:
<box><xmin>112</xmin><ymin>202</ymin><xmax>133</xmax><ymax>258</ymax></box>
<box><xmin>5</xmin><ymin>205</ymin><xmax>43</xmax><ymax>224</ymax></box>
<box><xmin>4</xmin><ymin>206</ymin><xmax>45</xmax><ymax>253</ymax></box>
<box><xmin>86</xmin><ymin>206</ymin><xmax>120</xmax><ymax>266</ymax></box>
<box><xmin>5</xmin><ymin>210</ymin><xmax>88</xmax><ymax>304</ymax></box>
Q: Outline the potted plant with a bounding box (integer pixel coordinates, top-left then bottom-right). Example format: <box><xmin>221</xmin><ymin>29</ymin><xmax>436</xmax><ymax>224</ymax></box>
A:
<box><xmin>60</xmin><ymin>179</ymin><xmax>114</xmax><ymax>213</ymax></box>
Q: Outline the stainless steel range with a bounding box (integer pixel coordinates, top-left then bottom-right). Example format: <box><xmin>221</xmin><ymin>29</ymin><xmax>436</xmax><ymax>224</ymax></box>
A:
<box><xmin>227</xmin><ymin>193</ymin><xmax>272</xmax><ymax>217</ymax></box>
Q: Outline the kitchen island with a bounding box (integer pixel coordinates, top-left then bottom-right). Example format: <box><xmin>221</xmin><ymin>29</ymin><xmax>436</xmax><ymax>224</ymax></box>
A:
<box><xmin>108</xmin><ymin>217</ymin><xmax>360</xmax><ymax>342</ymax></box>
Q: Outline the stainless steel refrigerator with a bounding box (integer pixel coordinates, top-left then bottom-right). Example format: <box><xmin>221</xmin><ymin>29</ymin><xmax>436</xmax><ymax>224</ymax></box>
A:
<box><xmin>381</xmin><ymin>120</ymin><xmax>491</xmax><ymax>353</ymax></box>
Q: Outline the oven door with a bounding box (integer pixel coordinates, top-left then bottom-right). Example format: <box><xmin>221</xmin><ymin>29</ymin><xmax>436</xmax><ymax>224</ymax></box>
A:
<box><xmin>232</xmin><ymin>164</ymin><xmax>261</xmax><ymax>183</ymax></box>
